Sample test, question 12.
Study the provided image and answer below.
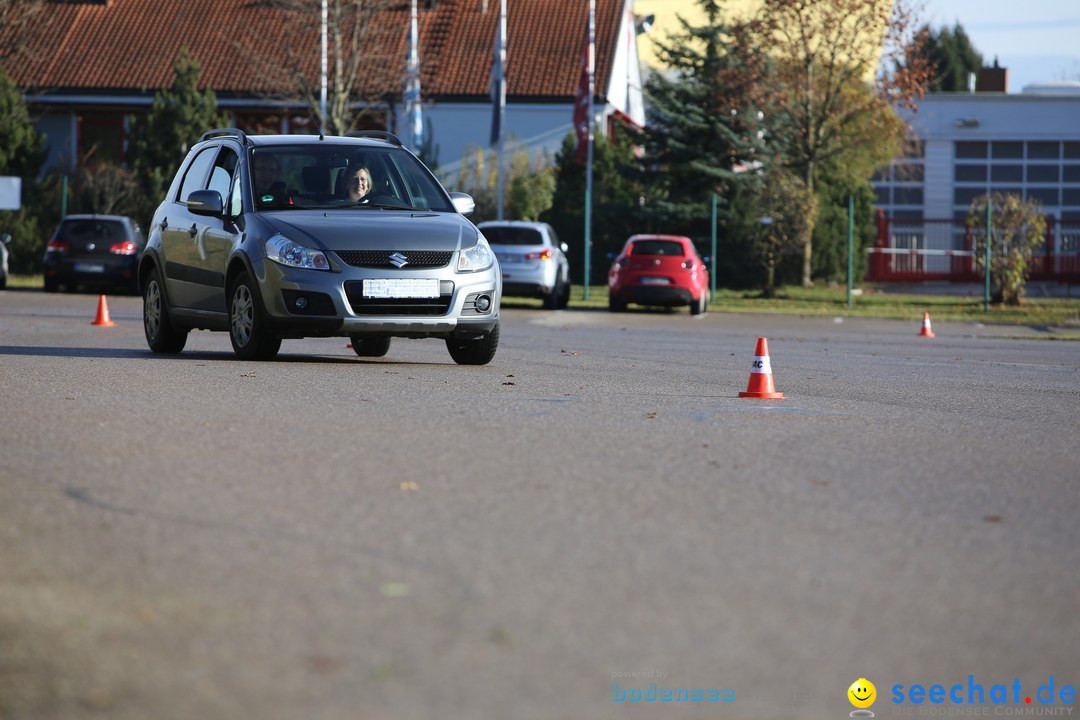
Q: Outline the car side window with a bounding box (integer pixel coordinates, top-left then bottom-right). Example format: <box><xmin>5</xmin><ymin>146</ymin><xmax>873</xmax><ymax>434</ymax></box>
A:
<box><xmin>208</xmin><ymin>147</ymin><xmax>238</xmax><ymax>206</ymax></box>
<box><xmin>177</xmin><ymin>147</ymin><xmax>218</xmax><ymax>204</ymax></box>
<box><xmin>547</xmin><ymin>225</ymin><xmax>561</xmax><ymax>250</ymax></box>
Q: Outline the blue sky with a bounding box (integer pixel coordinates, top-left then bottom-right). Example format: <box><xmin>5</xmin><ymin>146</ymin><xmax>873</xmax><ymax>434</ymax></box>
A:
<box><xmin>919</xmin><ymin>0</ymin><xmax>1080</xmax><ymax>91</ymax></box>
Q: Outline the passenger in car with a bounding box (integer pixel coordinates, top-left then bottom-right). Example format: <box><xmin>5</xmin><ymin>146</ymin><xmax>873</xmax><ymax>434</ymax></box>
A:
<box><xmin>344</xmin><ymin>165</ymin><xmax>373</xmax><ymax>202</ymax></box>
<box><xmin>253</xmin><ymin>154</ymin><xmax>285</xmax><ymax>197</ymax></box>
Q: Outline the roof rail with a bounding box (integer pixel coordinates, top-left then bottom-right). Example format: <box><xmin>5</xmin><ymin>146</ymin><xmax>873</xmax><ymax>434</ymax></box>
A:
<box><xmin>199</xmin><ymin>128</ymin><xmax>252</xmax><ymax>145</ymax></box>
<box><xmin>345</xmin><ymin>130</ymin><xmax>403</xmax><ymax>147</ymax></box>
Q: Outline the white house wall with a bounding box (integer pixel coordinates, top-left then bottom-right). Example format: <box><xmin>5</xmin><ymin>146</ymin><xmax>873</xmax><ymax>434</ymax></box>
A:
<box><xmin>402</xmin><ymin>102</ymin><xmax>577</xmax><ymax>173</ymax></box>
<box><xmin>605</xmin><ymin>0</ymin><xmax>646</xmax><ymax>127</ymax></box>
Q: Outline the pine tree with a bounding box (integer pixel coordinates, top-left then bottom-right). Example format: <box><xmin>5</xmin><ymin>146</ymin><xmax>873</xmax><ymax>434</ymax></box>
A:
<box><xmin>918</xmin><ymin>23</ymin><xmax>983</xmax><ymax>93</ymax></box>
<box><xmin>0</xmin><ymin>65</ymin><xmax>45</xmax><ymax>179</ymax></box>
<box><xmin>0</xmin><ymin>65</ymin><xmax>47</xmax><ymax>273</ymax></box>
<box><xmin>128</xmin><ymin>47</ymin><xmax>228</xmax><ymax>205</ymax></box>
<box><xmin>640</xmin><ymin>0</ymin><xmax>767</xmax><ymax>245</ymax></box>
<box><xmin>541</xmin><ymin>128</ymin><xmax>643</xmax><ymax>285</ymax></box>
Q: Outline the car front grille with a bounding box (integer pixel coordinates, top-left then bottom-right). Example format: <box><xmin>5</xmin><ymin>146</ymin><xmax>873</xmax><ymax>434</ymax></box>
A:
<box><xmin>344</xmin><ymin>280</ymin><xmax>454</xmax><ymax>316</ymax></box>
<box><xmin>336</xmin><ymin>250</ymin><xmax>453</xmax><ymax>268</ymax></box>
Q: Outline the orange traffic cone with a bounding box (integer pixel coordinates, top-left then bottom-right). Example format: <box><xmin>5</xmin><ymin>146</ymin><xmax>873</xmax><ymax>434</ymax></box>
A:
<box><xmin>739</xmin><ymin>337</ymin><xmax>784</xmax><ymax>399</ymax></box>
<box><xmin>91</xmin><ymin>294</ymin><xmax>116</xmax><ymax>327</ymax></box>
<box><xmin>919</xmin><ymin>311</ymin><xmax>935</xmax><ymax>338</ymax></box>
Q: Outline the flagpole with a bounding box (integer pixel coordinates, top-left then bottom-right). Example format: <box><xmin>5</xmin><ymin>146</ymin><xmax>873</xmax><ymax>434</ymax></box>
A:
<box><xmin>496</xmin><ymin>0</ymin><xmax>507</xmax><ymax>221</ymax></box>
<box><xmin>407</xmin><ymin>0</ymin><xmax>422</xmax><ymax>151</ymax></box>
<box><xmin>320</xmin><ymin>0</ymin><xmax>327</xmax><ymax>127</ymax></box>
<box><xmin>583</xmin><ymin>0</ymin><xmax>595</xmax><ymax>300</ymax></box>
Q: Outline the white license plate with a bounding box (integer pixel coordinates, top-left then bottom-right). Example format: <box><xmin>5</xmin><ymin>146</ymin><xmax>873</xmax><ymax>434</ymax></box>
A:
<box><xmin>74</xmin><ymin>263</ymin><xmax>105</xmax><ymax>273</ymax></box>
<box><xmin>363</xmin><ymin>278</ymin><xmax>440</xmax><ymax>298</ymax></box>
<box><xmin>640</xmin><ymin>276</ymin><xmax>670</xmax><ymax>285</ymax></box>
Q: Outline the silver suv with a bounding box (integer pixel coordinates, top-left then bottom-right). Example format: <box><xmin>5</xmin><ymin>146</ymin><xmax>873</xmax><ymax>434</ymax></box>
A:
<box><xmin>139</xmin><ymin>130</ymin><xmax>501</xmax><ymax>364</ymax></box>
<box><xmin>479</xmin><ymin>221</ymin><xmax>570</xmax><ymax>309</ymax></box>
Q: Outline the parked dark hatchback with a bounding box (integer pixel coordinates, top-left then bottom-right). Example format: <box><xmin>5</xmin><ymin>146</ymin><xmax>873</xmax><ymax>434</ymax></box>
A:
<box><xmin>43</xmin><ymin>214</ymin><xmax>144</xmax><ymax>293</ymax></box>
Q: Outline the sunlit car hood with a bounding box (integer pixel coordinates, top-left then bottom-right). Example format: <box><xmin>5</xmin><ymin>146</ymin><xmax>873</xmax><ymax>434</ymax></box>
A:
<box><xmin>263</xmin><ymin>210</ymin><xmax>476</xmax><ymax>252</ymax></box>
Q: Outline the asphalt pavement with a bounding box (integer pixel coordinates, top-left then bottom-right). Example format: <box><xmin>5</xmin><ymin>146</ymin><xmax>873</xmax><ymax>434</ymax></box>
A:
<box><xmin>1</xmin><ymin>290</ymin><xmax>1078</xmax><ymax>720</ymax></box>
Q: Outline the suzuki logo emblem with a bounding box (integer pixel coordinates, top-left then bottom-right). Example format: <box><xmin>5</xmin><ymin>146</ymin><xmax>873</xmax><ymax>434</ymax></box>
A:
<box><xmin>389</xmin><ymin>252</ymin><xmax>409</xmax><ymax>268</ymax></box>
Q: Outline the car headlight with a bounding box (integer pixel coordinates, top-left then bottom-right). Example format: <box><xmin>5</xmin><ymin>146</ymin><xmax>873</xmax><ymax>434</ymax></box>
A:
<box><xmin>457</xmin><ymin>236</ymin><xmax>494</xmax><ymax>272</ymax></box>
<box><xmin>265</xmin><ymin>234</ymin><xmax>330</xmax><ymax>271</ymax></box>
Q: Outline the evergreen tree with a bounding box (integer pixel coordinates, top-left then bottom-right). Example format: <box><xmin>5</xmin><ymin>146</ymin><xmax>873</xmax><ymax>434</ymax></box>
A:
<box><xmin>918</xmin><ymin>23</ymin><xmax>983</xmax><ymax>93</ymax></box>
<box><xmin>0</xmin><ymin>65</ymin><xmax>47</xmax><ymax>273</ymax></box>
<box><xmin>640</xmin><ymin>0</ymin><xmax>767</xmax><ymax>247</ymax></box>
<box><xmin>541</xmin><ymin>128</ymin><xmax>643</xmax><ymax>285</ymax></box>
<box><xmin>128</xmin><ymin>47</ymin><xmax>228</xmax><ymax>210</ymax></box>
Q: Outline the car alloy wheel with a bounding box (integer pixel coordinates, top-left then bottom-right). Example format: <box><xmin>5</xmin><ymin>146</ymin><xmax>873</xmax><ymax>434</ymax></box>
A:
<box><xmin>231</xmin><ymin>283</ymin><xmax>254</xmax><ymax>348</ymax></box>
<box><xmin>143</xmin><ymin>267</ymin><xmax>187</xmax><ymax>354</ymax></box>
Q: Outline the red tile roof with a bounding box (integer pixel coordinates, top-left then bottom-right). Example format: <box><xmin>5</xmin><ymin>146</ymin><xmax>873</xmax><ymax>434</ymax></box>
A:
<box><xmin>6</xmin><ymin>0</ymin><xmax>624</xmax><ymax>101</ymax></box>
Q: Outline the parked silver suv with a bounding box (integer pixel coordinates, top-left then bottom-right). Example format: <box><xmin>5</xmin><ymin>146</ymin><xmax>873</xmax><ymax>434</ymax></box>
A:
<box><xmin>140</xmin><ymin>130</ymin><xmax>500</xmax><ymax>364</ymax></box>
<box><xmin>479</xmin><ymin>221</ymin><xmax>570</xmax><ymax>309</ymax></box>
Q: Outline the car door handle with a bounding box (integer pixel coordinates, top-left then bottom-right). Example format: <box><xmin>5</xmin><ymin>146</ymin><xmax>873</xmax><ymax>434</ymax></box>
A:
<box><xmin>188</xmin><ymin>223</ymin><xmax>198</xmax><ymax>238</ymax></box>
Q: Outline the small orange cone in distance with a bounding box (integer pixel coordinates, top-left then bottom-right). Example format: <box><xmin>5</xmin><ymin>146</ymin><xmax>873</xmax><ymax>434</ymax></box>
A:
<box><xmin>739</xmin><ymin>337</ymin><xmax>784</xmax><ymax>399</ymax></box>
<box><xmin>91</xmin><ymin>294</ymin><xmax>116</xmax><ymax>327</ymax></box>
<box><xmin>919</xmin><ymin>311</ymin><xmax>936</xmax><ymax>338</ymax></box>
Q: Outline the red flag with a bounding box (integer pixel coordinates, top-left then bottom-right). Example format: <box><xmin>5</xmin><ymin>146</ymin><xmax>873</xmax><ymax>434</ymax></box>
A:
<box><xmin>573</xmin><ymin>41</ymin><xmax>590</xmax><ymax>163</ymax></box>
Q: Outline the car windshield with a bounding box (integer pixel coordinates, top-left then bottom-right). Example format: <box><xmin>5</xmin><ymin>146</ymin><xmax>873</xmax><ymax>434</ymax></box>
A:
<box><xmin>249</xmin><ymin>144</ymin><xmax>454</xmax><ymax>212</ymax></box>
<box><xmin>629</xmin><ymin>240</ymin><xmax>684</xmax><ymax>256</ymax></box>
<box><xmin>481</xmin><ymin>226</ymin><xmax>544</xmax><ymax>246</ymax></box>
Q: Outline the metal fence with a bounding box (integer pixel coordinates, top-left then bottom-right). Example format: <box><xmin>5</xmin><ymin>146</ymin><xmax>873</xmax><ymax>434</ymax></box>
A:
<box><xmin>866</xmin><ymin>212</ymin><xmax>1080</xmax><ymax>283</ymax></box>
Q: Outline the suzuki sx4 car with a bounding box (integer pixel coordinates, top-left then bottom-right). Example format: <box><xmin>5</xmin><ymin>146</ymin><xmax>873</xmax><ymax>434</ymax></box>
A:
<box><xmin>140</xmin><ymin>130</ymin><xmax>500</xmax><ymax>364</ymax></box>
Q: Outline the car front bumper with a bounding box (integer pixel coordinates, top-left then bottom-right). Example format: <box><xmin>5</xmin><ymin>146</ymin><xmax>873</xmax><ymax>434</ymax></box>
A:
<box><xmin>259</xmin><ymin>258</ymin><xmax>501</xmax><ymax>339</ymax></box>
<box><xmin>612</xmin><ymin>285</ymin><xmax>694</xmax><ymax>307</ymax></box>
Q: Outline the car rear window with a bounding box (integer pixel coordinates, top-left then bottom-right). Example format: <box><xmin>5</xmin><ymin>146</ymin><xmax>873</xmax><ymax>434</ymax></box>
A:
<box><xmin>629</xmin><ymin>240</ymin><xmax>684</xmax><ymax>256</ymax></box>
<box><xmin>60</xmin><ymin>220</ymin><xmax>127</xmax><ymax>242</ymax></box>
<box><xmin>482</xmin><ymin>226</ymin><xmax>544</xmax><ymax>246</ymax></box>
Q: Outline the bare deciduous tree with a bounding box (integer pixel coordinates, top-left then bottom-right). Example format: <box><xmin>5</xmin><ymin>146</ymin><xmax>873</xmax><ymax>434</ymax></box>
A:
<box><xmin>755</xmin><ymin>0</ymin><xmax>931</xmax><ymax>286</ymax></box>
<box><xmin>237</xmin><ymin>0</ymin><xmax>400</xmax><ymax>135</ymax></box>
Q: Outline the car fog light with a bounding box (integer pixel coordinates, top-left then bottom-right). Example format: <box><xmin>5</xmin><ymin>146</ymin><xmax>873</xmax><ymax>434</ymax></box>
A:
<box><xmin>294</xmin><ymin>296</ymin><xmax>308</xmax><ymax>310</ymax></box>
<box><xmin>476</xmin><ymin>294</ymin><xmax>491</xmax><ymax>312</ymax></box>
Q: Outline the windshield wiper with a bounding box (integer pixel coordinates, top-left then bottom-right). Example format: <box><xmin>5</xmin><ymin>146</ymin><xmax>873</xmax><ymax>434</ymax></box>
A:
<box><xmin>352</xmin><ymin>201</ymin><xmax>417</xmax><ymax>211</ymax></box>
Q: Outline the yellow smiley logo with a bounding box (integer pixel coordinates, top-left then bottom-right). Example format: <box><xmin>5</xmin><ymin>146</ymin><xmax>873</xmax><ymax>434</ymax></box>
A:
<box><xmin>848</xmin><ymin>678</ymin><xmax>876</xmax><ymax>709</ymax></box>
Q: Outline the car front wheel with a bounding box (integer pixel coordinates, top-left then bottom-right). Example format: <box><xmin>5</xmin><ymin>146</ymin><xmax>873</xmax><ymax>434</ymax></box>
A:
<box><xmin>446</xmin><ymin>323</ymin><xmax>499</xmax><ymax>365</ymax></box>
<box><xmin>229</xmin><ymin>271</ymin><xmax>281</xmax><ymax>361</ymax></box>
<box><xmin>143</xmin><ymin>267</ymin><xmax>188</xmax><ymax>353</ymax></box>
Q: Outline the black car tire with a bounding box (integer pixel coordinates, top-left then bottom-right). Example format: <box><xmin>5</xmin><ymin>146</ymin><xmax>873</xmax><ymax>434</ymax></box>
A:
<box><xmin>542</xmin><ymin>281</ymin><xmax>560</xmax><ymax>310</ymax></box>
<box><xmin>609</xmin><ymin>295</ymin><xmax>627</xmax><ymax>312</ymax></box>
<box><xmin>556</xmin><ymin>276</ymin><xmax>571</xmax><ymax>309</ymax></box>
<box><xmin>43</xmin><ymin>278</ymin><xmax>58</xmax><ymax>293</ymax></box>
<box><xmin>228</xmin><ymin>270</ymin><xmax>281</xmax><ymax>361</ymax></box>
<box><xmin>350</xmin><ymin>335</ymin><xmax>391</xmax><ymax>357</ymax></box>
<box><xmin>0</xmin><ymin>273</ymin><xmax>6</xmax><ymax>290</ymax></box>
<box><xmin>690</xmin><ymin>291</ymin><xmax>708</xmax><ymax>316</ymax></box>
<box><xmin>143</xmin><ymin>267</ymin><xmax>188</xmax><ymax>354</ymax></box>
<box><xmin>446</xmin><ymin>322</ymin><xmax>499</xmax><ymax>365</ymax></box>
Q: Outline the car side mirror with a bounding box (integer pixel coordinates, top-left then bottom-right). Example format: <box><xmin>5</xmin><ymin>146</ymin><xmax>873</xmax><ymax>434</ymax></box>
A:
<box><xmin>187</xmin><ymin>190</ymin><xmax>224</xmax><ymax>217</ymax></box>
<box><xmin>450</xmin><ymin>192</ymin><xmax>475</xmax><ymax>216</ymax></box>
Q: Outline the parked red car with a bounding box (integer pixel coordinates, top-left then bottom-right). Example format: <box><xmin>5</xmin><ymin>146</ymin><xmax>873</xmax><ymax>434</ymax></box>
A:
<box><xmin>608</xmin><ymin>234</ymin><xmax>710</xmax><ymax>314</ymax></box>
